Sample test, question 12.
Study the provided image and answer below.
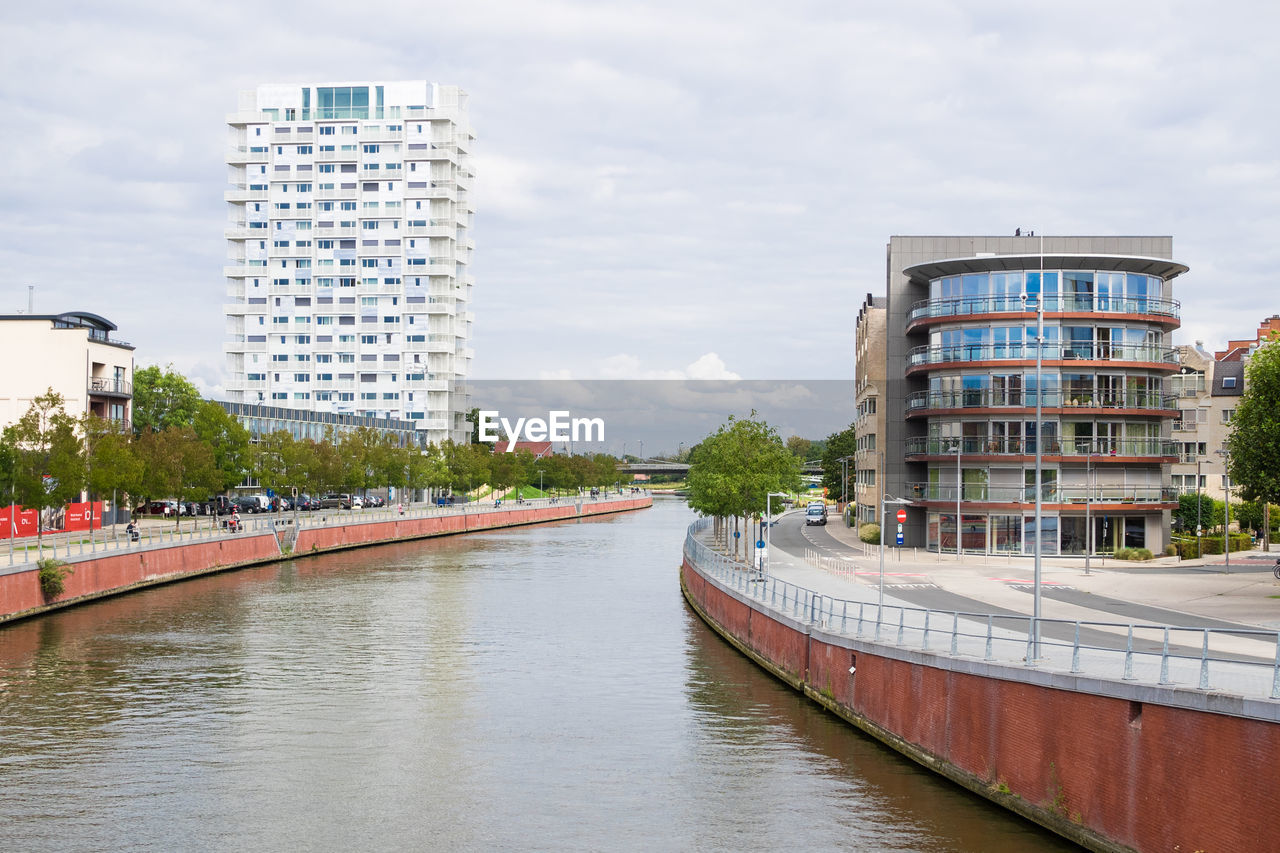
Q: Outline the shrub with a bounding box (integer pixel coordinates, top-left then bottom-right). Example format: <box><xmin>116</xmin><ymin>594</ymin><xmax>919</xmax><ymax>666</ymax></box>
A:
<box><xmin>858</xmin><ymin>523</ymin><xmax>880</xmax><ymax>544</ymax></box>
<box><xmin>1133</xmin><ymin>548</ymin><xmax>1154</xmax><ymax>561</ymax></box>
<box><xmin>37</xmin><ymin>559</ymin><xmax>73</xmax><ymax>599</ymax></box>
<box><xmin>1165</xmin><ymin>544</ymin><xmax>1177</xmax><ymax>557</ymax></box>
<box><xmin>1114</xmin><ymin>547</ymin><xmax>1131</xmax><ymax>560</ymax></box>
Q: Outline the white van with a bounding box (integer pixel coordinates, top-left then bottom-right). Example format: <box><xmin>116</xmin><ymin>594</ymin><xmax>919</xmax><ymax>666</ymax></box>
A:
<box><xmin>805</xmin><ymin>504</ymin><xmax>828</xmax><ymax>526</ymax></box>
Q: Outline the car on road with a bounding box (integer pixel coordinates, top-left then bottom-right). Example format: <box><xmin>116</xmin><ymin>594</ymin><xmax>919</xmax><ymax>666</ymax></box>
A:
<box><xmin>805</xmin><ymin>504</ymin><xmax>828</xmax><ymax>526</ymax></box>
<box><xmin>320</xmin><ymin>494</ymin><xmax>352</xmax><ymax>509</ymax></box>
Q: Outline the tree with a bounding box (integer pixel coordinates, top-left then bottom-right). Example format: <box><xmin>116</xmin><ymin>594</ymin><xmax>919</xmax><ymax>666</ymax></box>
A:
<box><xmin>136</xmin><ymin>427</ymin><xmax>220</xmax><ymax>530</ymax></box>
<box><xmin>1226</xmin><ymin>338</ymin><xmax>1280</xmax><ymax>550</ymax></box>
<box><xmin>131</xmin><ymin>365</ymin><xmax>202</xmax><ymax>435</ymax></box>
<box><xmin>819</xmin><ymin>424</ymin><xmax>857</xmax><ymax>499</ymax></box>
<box><xmin>442</xmin><ymin>440</ymin><xmax>490</xmax><ymax>497</ymax></box>
<box><xmin>82</xmin><ymin>414</ymin><xmax>142</xmax><ymax>530</ymax></box>
<box><xmin>786</xmin><ymin>436</ymin><xmax>812</xmax><ymax>459</ymax></box>
<box><xmin>5</xmin><ymin>390</ymin><xmax>87</xmax><ymax>544</ymax></box>
<box><xmin>253</xmin><ymin>430</ymin><xmax>310</xmax><ymax>508</ymax></box>
<box><xmin>687</xmin><ymin>412</ymin><xmax>802</xmax><ymax>560</ymax></box>
<box><xmin>192</xmin><ymin>401</ymin><xmax>251</xmax><ymax>492</ymax></box>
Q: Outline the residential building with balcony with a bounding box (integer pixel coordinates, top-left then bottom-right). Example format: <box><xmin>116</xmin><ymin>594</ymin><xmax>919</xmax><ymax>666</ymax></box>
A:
<box><xmin>223</xmin><ymin>81</ymin><xmax>475</xmax><ymax>446</ymax></box>
<box><xmin>884</xmin><ymin>236</ymin><xmax>1186</xmax><ymax>556</ymax></box>
<box><xmin>0</xmin><ymin>311</ymin><xmax>133</xmax><ymax>429</ymax></box>
<box><xmin>853</xmin><ymin>293</ymin><xmax>886</xmax><ymax>525</ymax></box>
<box><xmin>1169</xmin><ymin>315</ymin><xmax>1280</xmax><ymax>504</ymax></box>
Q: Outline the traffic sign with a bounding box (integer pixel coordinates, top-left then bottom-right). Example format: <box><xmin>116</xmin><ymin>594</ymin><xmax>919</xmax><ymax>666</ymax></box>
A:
<box><xmin>896</xmin><ymin>509</ymin><xmax>907</xmax><ymax>523</ymax></box>
<box><xmin>896</xmin><ymin>532</ymin><xmax>904</xmax><ymax>545</ymax></box>
<box><xmin>756</xmin><ymin>539</ymin><xmax>765</xmax><ymax>549</ymax></box>
<box><xmin>897</xmin><ymin>523</ymin><xmax>903</xmax><ymax>533</ymax></box>
<box><xmin>734</xmin><ymin>531</ymin><xmax>740</xmax><ymax>538</ymax></box>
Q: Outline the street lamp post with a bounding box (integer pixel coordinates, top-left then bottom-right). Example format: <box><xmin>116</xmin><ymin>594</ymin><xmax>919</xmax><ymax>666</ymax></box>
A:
<box><xmin>878</xmin><ymin>494</ymin><xmax>913</xmax><ymax>639</ymax></box>
<box><xmin>838</xmin><ymin>455</ymin><xmax>852</xmax><ymax>506</ymax></box>
<box><xmin>1030</xmin><ymin>236</ymin><xmax>1046</xmax><ymax>657</ymax></box>
<box><xmin>952</xmin><ymin>438</ymin><xmax>962</xmax><ymax>561</ymax></box>
<box><xmin>1196</xmin><ymin>458</ymin><xmax>1203</xmax><ymax>559</ymax></box>
<box><xmin>1085</xmin><ymin>451</ymin><xmax>1093</xmax><ymax>575</ymax></box>
<box><xmin>765</xmin><ymin>492</ymin><xmax>788</xmax><ymax>576</ymax></box>
<box><xmin>1218</xmin><ymin>448</ymin><xmax>1231</xmax><ymax>573</ymax></box>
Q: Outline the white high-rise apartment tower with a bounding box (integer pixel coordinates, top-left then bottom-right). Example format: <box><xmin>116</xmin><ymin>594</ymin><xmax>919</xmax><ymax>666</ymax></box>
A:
<box><xmin>224</xmin><ymin>81</ymin><xmax>474</xmax><ymax>445</ymax></box>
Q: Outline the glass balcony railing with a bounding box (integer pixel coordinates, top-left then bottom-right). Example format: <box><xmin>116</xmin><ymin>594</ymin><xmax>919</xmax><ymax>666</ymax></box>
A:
<box><xmin>906</xmin><ymin>389</ymin><xmax>1176</xmax><ymax>412</ymax></box>
<box><xmin>907</xmin><ymin>343</ymin><xmax>1178</xmax><ymax>367</ymax></box>
<box><xmin>904</xmin><ymin>436</ymin><xmax>1177</xmax><ymax>458</ymax></box>
<box><xmin>907</xmin><ymin>294</ymin><xmax>1180</xmax><ymax>323</ymax></box>
<box><xmin>904</xmin><ymin>482</ymin><xmax>1177</xmax><ymax>504</ymax></box>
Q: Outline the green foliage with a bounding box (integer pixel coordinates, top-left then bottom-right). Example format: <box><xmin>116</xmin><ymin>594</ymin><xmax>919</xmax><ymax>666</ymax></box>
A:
<box><xmin>82</xmin><ymin>415</ymin><xmax>142</xmax><ymax>501</ymax></box>
<box><xmin>785</xmin><ymin>436</ymin><xmax>812</xmax><ymax>459</ymax></box>
<box><xmin>131</xmin><ymin>365</ymin><xmax>202</xmax><ymax>435</ymax></box>
<box><xmin>136</xmin><ymin>427</ymin><xmax>220</xmax><ymax>526</ymax></box>
<box><xmin>192</xmin><ymin>401</ymin><xmax>251</xmax><ymax>491</ymax></box>
<box><xmin>859</xmin><ymin>523</ymin><xmax>881</xmax><ymax>544</ymax></box>
<box><xmin>1164</xmin><ymin>544</ymin><xmax>1177</xmax><ymax>557</ymax></box>
<box><xmin>441</xmin><ymin>439</ymin><xmax>491</xmax><ymax>495</ymax></box>
<box><xmin>5</xmin><ymin>390</ymin><xmax>86</xmax><ymax>540</ymax></box>
<box><xmin>1114</xmin><ymin>547</ymin><xmax>1154</xmax><ymax>561</ymax></box>
<box><xmin>37</xmin><ymin>558</ymin><xmax>72</xmax><ymax>598</ymax></box>
<box><xmin>1226</xmin><ymin>341</ymin><xmax>1280</xmax><ymax>505</ymax></box>
<box><xmin>687</xmin><ymin>412</ymin><xmax>802</xmax><ymax>521</ymax></box>
<box><xmin>819</xmin><ymin>424</ymin><xmax>856</xmax><ymax>497</ymax></box>
<box><xmin>1173</xmin><ymin>493</ymin><xmax>1223</xmax><ymax>534</ymax></box>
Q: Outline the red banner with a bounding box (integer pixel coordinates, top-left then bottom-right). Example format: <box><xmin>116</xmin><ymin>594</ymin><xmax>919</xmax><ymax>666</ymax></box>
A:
<box><xmin>64</xmin><ymin>501</ymin><xmax>104</xmax><ymax>532</ymax></box>
<box><xmin>0</xmin><ymin>506</ymin><xmax>38</xmax><ymax>539</ymax></box>
<box><xmin>0</xmin><ymin>502</ymin><xmax>103</xmax><ymax>538</ymax></box>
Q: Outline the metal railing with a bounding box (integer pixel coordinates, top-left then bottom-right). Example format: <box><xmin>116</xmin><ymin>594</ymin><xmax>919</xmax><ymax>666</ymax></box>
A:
<box><xmin>902</xmin><ymin>483</ymin><xmax>1177</xmax><ymax>503</ymax></box>
<box><xmin>906</xmin><ymin>389</ymin><xmax>1176</xmax><ymax>412</ymax></box>
<box><xmin>904</xmin><ymin>436</ymin><xmax>1178</xmax><ymax>458</ymax></box>
<box><xmin>3</xmin><ymin>494</ymin><xmax>646</xmax><ymax>570</ymax></box>
<box><xmin>907</xmin><ymin>295</ymin><xmax>1181</xmax><ymax>323</ymax></box>
<box><xmin>907</xmin><ymin>343</ymin><xmax>1178</xmax><ymax>367</ymax></box>
<box><xmin>684</xmin><ymin>520</ymin><xmax>1280</xmax><ymax>703</ymax></box>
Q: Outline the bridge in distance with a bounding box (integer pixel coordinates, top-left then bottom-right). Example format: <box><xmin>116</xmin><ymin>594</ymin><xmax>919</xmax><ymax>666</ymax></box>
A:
<box><xmin>621</xmin><ymin>461</ymin><xmax>823</xmax><ymax>476</ymax></box>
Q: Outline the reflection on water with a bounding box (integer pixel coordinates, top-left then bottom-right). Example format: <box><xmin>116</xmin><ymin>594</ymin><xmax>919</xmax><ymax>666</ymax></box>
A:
<box><xmin>0</xmin><ymin>498</ymin><xmax>1074</xmax><ymax>852</ymax></box>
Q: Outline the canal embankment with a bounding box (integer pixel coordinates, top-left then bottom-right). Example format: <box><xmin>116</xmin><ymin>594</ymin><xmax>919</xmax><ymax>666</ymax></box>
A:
<box><xmin>680</xmin><ymin>518</ymin><xmax>1280</xmax><ymax>853</ymax></box>
<box><xmin>0</xmin><ymin>495</ymin><xmax>651</xmax><ymax>625</ymax></box>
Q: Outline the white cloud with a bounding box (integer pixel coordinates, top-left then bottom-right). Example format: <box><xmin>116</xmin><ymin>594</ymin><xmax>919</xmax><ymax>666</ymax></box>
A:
<box><xmin>2</xmin><ymin>0</ymin><xmax>1278</xmax><ymax>391</ymax></box>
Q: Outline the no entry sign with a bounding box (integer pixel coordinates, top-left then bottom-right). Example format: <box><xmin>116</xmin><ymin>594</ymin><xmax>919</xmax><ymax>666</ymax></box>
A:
<box><xmin>896</xmin><ymin>509</ymin><xmax>907</xmax><ymax>523</ymax></box>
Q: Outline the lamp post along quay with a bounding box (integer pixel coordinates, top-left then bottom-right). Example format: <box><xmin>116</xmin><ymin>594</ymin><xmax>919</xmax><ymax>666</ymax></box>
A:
<box><xmin>1029</xmin><ymin>235</ymin><xmax>1046</xmax><ymax>657</ymax></box>
<box><xmin>879</xmin><ymin>495</ymin><xmax>913</xmax><ymax>637</ymax></box>
<box><xmin>1217</xmin><ymin>448</ymin><xmax>1231</xmax><ymax>573</ymax></box>
<box><xmin>765</xmin><ymin>492</ymin><xmax>788</xmax><ymax>575</ymax></box>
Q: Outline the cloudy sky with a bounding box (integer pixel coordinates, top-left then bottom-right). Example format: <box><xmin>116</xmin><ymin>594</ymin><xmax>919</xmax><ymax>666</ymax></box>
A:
<box><xmin>1</xmin><ymin>0</ymin><xmax>1276</xmax><ymax>394</ymax></box>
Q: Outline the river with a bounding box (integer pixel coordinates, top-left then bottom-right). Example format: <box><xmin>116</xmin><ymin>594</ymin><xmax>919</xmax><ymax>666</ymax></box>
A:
<box><xmin>0</xmin><ymin>497</ymin><xmax>1075</xmax><ymax>851</ymax></box>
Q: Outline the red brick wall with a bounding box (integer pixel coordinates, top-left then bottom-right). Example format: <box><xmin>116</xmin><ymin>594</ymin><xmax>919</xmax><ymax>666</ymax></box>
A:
<box><xmin>0</xmin><ymin>499</ymin><xmax>651</xmax><ymax>624</ymax></box>
<box><xmin>0</xmin><ymin>534</ymin><xmax>282</xmax><ymax>623</ymax></box>
<box><xmin>683</xmin><ymin>557</ymin><xmax>1280</xmax><ymax>853</ymax></box>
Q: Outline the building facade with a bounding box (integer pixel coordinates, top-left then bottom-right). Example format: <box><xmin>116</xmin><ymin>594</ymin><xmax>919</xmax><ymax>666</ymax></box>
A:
<box><xmin>223</xmin><ymin>81</ymin><xmax>474</xmax><ymax>447</ymax></box>
<box><xmin>853</xmin><ymin>294</ymin><xmax>886</xmax><ymax>525</ymax></box>
<box><xmin>0</xmin><ymin>311</ymin><xmax>133</xmax><ymax>429</ymax></box>
<box><xmin>884</xmin><ymin>236</ymin><xmax>1186</xmax><ymax>555</ymax></box>
<box><xmin>1169</xmin><ymin>315</ymin><xmax>1280</xmax><ymax>505</ymax></box>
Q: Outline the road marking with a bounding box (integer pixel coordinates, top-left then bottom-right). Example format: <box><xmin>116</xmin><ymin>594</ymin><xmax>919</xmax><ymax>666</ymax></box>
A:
<box><xmin>988</xmin><ymin>577</ymin><xmax>1067</xmax><ymax>585</ymax></box>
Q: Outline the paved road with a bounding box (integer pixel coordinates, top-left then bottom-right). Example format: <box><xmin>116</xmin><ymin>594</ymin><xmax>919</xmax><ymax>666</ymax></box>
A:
<box><xmin>760</xmin><ymin>511</ymin><xmax>1280</xmax><ymax>663</ymax></box>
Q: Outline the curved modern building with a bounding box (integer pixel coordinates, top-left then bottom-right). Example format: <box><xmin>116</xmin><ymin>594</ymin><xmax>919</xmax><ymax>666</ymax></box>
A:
<box><xmin>884</xmin><ymin>236</ymin><xmax>1187</xmax><ymax>556</ymax></box>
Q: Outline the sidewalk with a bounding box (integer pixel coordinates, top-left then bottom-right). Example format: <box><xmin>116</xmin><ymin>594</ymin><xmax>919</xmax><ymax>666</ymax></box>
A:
<box><xmin>812</xmin><ymin>518</ymin><xmax>1280</xmax><ymax>631</ymax></box>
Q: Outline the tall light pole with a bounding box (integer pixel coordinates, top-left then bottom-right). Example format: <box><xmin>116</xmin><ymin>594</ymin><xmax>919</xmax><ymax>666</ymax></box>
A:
<box><xmin>765</xmin><ymin>491</ymin><xmax>787</xmax><ymax>575</ymax></box>
<box><xmin>1196</xmin><ymin>458</ymin><xmax>1203</xmax><ymax>559</ymax></box>
<box><xmin>1031</xmin><ymin>235</ymin><xmax>1046</xmax><ymax>656</ymax></box>
<box><xmin>838</xmin><ymin>455</ymin><xmax>852</xmax><ymax>506</ymax></box>
<box><xmin>879</xmin><ymin>494</ymin><xmax>913</xmax><ymax>637</ymax></box>
<box><xmin>1085</xmin><ymin>451</ymin><xmax>1093</xmax><ymax>575</ymax></box>
<box><xmin>1217</xmin><ymin>448</ymin><xmax>1231</xmax><ymax>573</ymax></box>
<box><xmin>952</xmin><ymin>437</ymin><xmax>962</xmax><ymax>561</ymax></box>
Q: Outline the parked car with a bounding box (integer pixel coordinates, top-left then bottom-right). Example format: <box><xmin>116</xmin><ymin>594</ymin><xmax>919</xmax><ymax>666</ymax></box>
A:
<box><xmin>234</xmin><ymin>496</ymin><xmax>269</xmax><ymax>514</ymax></box>
<box><xmin>350</xmin><ymin>496</ymin><xmax>364</xmax><ymax>509</ymax></box>
<box><xmin>207</xmin><ymin>496</ymin><xmax>233</xmax><ymax>516</ymax></box>
<box><xmin>366</xmin><ymin>495</ymin><xmax>385</xmax><ymax>508</ymax></box>
<box><xmin>805</xmin><ymin>504</ymin><xmax>828</xmax><ymax>526</ymax></box>
<box><xmin>141</xmin><ymin>500</ymin><xmax>180</xmax><ymax>516</ymax></box>
<box><xmin>320</xmin><ymin>494</ymin><xmax>352</xmax><ymax>509</ymax></box>
<box><xmin>295</xmin><ymin>494</ymin><xmax>318</xmax><ymax>511</ymax></box>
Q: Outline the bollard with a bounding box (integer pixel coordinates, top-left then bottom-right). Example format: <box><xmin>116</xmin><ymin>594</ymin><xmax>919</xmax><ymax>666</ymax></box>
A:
<box><xmin>1070</xmin><ymin>622</ymin><xmax>1082</xmax><ymax>673</ymax></box>
<box><xmin>1272</xmin><ymin>633</ymin><xmax>1280</xmax><ymax>700</ymax></box>
<box><xmin>1198</xmin><ymin>629</ymin><xmax>1211</xmax><ymax>690</ymax></box>
<box><xmin>1158</xmin><ymin>627</ymin><xmax>1173</xmax><ymax>685</ymax></box>
<box><xmin>1123</xmin><ymin>625</ymin><xmax>1136</xmax><ymax>680</ymax></box>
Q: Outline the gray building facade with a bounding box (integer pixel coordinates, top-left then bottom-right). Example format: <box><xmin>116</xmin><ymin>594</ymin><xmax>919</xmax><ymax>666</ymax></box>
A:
<box><xmin>884</xmin><ymin>235</ymin><xmax>1186</xmax><ymax>555</ymax></box>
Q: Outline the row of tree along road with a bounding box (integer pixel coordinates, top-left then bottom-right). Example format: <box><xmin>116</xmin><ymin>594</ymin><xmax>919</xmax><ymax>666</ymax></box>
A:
<box><xmin>0</xmin><ymin>366</ymin><xmax>628</xmax><ymax>545</ymax></box>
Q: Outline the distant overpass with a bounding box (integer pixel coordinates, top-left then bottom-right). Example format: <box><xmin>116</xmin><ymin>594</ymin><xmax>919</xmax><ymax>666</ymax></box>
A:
<box><xmin>620</xmin><ymin>461</ymin><xmax>824</xmax><ymax>476</ymax></box>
